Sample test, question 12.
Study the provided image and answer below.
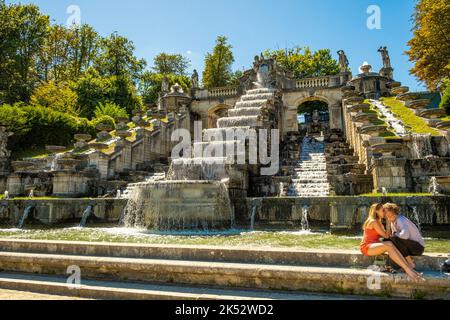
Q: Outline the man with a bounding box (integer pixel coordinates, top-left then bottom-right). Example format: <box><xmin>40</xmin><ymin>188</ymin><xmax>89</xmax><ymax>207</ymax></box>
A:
<box><xmin>383</xmin><ymin>203</ymin><xmax>425</xmax><ymax>269</ymax></box>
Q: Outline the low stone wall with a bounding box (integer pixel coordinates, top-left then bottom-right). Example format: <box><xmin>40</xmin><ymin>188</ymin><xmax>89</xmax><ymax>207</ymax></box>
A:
<box><xmin>0</xmin><ymin>199</ymin><xmax>127</xmax><ymax>226</ymax></box>
<box><xmin>233</xmin><ymin>196</ymin><xmax>450</xmax><ymax>231</ymax></box>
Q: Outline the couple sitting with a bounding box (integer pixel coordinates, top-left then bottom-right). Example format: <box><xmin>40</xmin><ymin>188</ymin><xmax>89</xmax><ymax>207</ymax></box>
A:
<box><xmin>360</xmin><ymin>203</ymin><xmax>425</xmax><ymax>280</ymax></box>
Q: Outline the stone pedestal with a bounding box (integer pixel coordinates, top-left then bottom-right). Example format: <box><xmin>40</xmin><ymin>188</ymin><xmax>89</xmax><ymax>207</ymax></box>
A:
<box><xmin>330</xmin><ymin>202</ymin><xmax>358</xmax><ymax>233</ymax></box>
<box><xmin>52</xmin><ymin>171</ymin><xmax>98</xmax><ymax>197</ymax></box>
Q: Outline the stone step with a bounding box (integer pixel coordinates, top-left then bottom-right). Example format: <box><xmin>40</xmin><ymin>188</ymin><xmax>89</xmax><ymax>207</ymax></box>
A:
<box><xmin>0</xmin><ymin>251</ymin><xmax>449</xmax><ymax>299</ymax></box>
<box><xmin>0</xmin><ymin>240</ymin><xmax>446</xmax><ymax>271</ymax></box>
<box><xmin>0</xmin><ymin>272</ymin><xmax>349</xmax><ymax>300</ymax></box>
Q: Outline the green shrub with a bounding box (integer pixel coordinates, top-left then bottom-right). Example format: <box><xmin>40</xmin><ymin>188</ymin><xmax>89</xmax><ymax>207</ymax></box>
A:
<box><xmin>90</xmin><ymin>115</ymin><xmax>116</xmax><ymax>130</ymax></box>
<box><xmin>440</xmin><ymin>84</ymin><xmax>450</xmax><ymax>115</ymax></box>
<box><xmin>0</xmin><ymin>104</ymin><xmax>95</xmax><ymax>152</ymax></box>
<box><xmin>94</xmin><ymin>102</ymin><xmax>128</xmax><ymax>119</ymax></box>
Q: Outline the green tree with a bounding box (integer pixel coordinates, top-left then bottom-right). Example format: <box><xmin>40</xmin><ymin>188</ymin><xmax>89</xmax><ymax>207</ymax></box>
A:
<box><xmin>440</xmin><ymin>83</ymin><xmax>450</xmax><ymax>115</ymax></box>
<box><xmin>153</xmin><ymin>53</ymin><xmax>190</xmax><ymax>76</ymax></box>
<box><xmin>94</xmin><ymin>102</ymin><xmax>128</xmax><ymax>119</ymax></box>
<box><xmin>139</xmin><ymin>71</ymin><xmax>191</xmax><ymax>105</ymax></box>
<box><xmin>0</xmin><ymin>1</ymin><xmax>50</xmax><ymax>103</ymax></box>
<box><xmin>406</xmin><ymin>0</ymin><xmax>450</xmax><ymax>91</ymax></box>
<box><xmin>265</xmin><ymin>47</ymin><xmax>340</xmax><ymax>78</ymax></box>
<box><xmin>74</xmin><ymin>71</ymin><xmax>111</xmax><ymax>118</ymax></box>
<box><xmin>30</xmin><ymin>81</ymin><xmax>79</xmax><ymax>115</ymax></box>
<box><xmin>202</xmin><ymin>36</ymin><xmax>235</xmax><ymax>88</ymax></box>
<box><xmin>95</xmin><ymin>32</ymin><xmax>146</xmax><ymax>81</ymax></box>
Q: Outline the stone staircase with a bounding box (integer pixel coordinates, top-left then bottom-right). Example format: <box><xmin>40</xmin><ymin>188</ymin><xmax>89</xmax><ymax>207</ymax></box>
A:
<box><xmin>121</xmin><ymin>172</ymin><xmax>166</xmax><ymax>199</ymax></box>
<box><xmin>0</xmin><ymin>240</ymin><xmax>448</xmax><ymax>300</ymax></box>
<box><xmin>292</xmin><ymin>136</ymin><xmax>330</xmax><ymax>197</ymax></box>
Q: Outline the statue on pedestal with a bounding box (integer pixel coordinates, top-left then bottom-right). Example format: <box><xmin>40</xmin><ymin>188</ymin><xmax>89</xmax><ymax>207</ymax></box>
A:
<box><xmin>337</xmin><ymin>50</ymin><xmax>349</xmax><ymax>73</ymax></box>
<box><xmin>0</xmin><ymin>126</ymin><xmax>13</xmax><ymax>159</ymax></box>
<box><xmin>191</xmin><ymin>69</ymin><xmax>199</xmax><ymax>89</ymax></box>
<box><xmin>378</xmin><ymin>46</ymin><xmax>391</xmax><ymax>69</ymax></box>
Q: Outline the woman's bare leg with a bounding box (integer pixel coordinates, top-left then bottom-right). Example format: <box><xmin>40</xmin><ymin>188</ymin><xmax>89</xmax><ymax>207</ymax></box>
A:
<box><xmin>406</xmin><ymin>256</ymin><xmax>416</xmax><ymax>269</ymax></box>
<box><xmin>367</xmin><ymin>243</ymin><xmax>420</xmax><ymax>279</ymax></box>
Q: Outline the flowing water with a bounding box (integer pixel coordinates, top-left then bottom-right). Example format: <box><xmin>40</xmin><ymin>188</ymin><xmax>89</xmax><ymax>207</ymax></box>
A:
<box><xmin>79</xmin><ymin>205</ymin><xmax>93</xmax><ymax>228</ymax></box>
<box><xmin>412</xmin><ymin>134</ymin><xmax>433</xmax><ymax>159</ymax></box>
<box><xmin>370</xmin><ymin>99</ymin><xmax>407</xmax><ymax>136</ymax></box>
<box><xmin>17</xmin><ymin>205</ymin><xmax>33</xmax><ymax>229</ymax></box>
<box><xmin>411</xmin><ymin>206</ymin><xmax>422</xmax><ymax>232</ymax></box>
<box><xmin>301</xmin><ymin>205</ymin><xmax>310</xmax><ymax>231</ymax></box>
<box><xmin>292</xmin><ymin>136</ymin><xmax>330</xmax><ymax>197</ymax></box>
<box><xmin>429</xmin><ymin>177</ymin><xmax>440</xmax><ymax>196</ymax></box>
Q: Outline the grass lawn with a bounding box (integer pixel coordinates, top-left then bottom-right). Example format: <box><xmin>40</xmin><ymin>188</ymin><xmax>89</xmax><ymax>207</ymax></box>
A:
<box><xmin>0</xmin><ymin>227</ymin><xmax>448</xmax><ymax>253</ymax></box>
<box><xmin>380</xmin><ymin>97</ymin><xmax>440</xmax><ymax>136</ymax></box>
<box><xmin>360</xmin><ymin>192</ymin><xmax>432</xmax><ymax>197</ymax></box>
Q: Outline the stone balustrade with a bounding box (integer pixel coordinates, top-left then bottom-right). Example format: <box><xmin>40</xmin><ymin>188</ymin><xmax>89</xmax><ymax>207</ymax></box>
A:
<box><xmin>296</xmin><ymin>76</ymin><xmax>330</xmax><ymax>89</ymax></box>
<box><xmin>208</xmin><ymin>86</ymin><xmax>238</xmax><ymax>98</ymax></box>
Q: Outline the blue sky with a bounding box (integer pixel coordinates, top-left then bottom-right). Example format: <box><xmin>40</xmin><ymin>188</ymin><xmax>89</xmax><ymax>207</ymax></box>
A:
<box><xmin>8</xmin><ymin>0</ymin><xmax>424</xmax><ymax>90</ymax></box>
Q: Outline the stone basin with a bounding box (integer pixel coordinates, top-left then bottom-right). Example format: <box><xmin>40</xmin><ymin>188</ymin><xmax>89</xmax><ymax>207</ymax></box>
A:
<box><xmin>346</xmin><ymin>104</ymin><xmax>371</xmax><ymax>113</ymax></box>
<box><xmin>391</xmin><ymin>86</ymin><xmax>409</xmax><ymax>95</ymax></box>
<box><xmin>90</xmin><ymin>142</ymin><xmax>109</xmax><ymax>150</ymax></box>
<box><xmin>115</xmin><ymin>117</ymin><xmax>129</xmax><ymax>124</ymax></box>
<box><xmin>11</xmin><ymin>161</ymin><xmax>35</xmax><ymax>171</ymax></box>
<box><xmin>96</xmin><ymin>123</ymin><xmax>113</xmax><ymax>132</ymax></box>
<box><xmin>417</xmin><ymin>108</ymin><xmax>445</xmax><ymax>119</ymax></box>
<box><xmin>386</xmin><ymin>81</ymin><xmax>401</xmax><ymax>88</ymax></box>
<box><xmin>370</xmin><ymin>142</ymin><xmax>403</xmax><ymax>153</ymax></box>
<box><xmin>342</xmin><ymin>91</ymin><xmax>361</xmax><ymax>99</ymax></box>
<box><xmin>96</xmin><ymin>131</ymin><xmax>112</xmax><ymax>141</ymax></box>
<box><xmin>397</xmin><ymin>92</ymin><xmax>420</xmax><ymax>101</ymax></box>
<box><xmin>353</xmin><ymin>112</ymin><xmax>378</xmax><ymax>124</ymax></box>
<box><xmin>405</xmin><ymin>99</ymin><xmax>430</xmax><ymax>109</ymax></box>
<box><xmin>45</xmin><ymin>145</ymin><xmax>67</xmax><ymax>153</ymax></box>
<box><xmin>74</xmin><ymin>134</ymin><xmax>92</xmax><ymax>142</ymax></box>
<box><xmin>436</xmin><ymin>121</ymin><xmax>450</xmax><ymax>131</ymax></box>
<box><xmin>340</xmin><ymin>85</ymin><xmax>355</xmax><ymax>93</ymax></box>
<box><xmin>343</xmin><ymin>96</ymin><xmax>365</xmax><ymax>105</ymax></box>
<box><xmin>56</xmin><ymin>158</ymin><xmax>83</xmax><ymax>169</ymax></box>
<box><xmin>116</xmin><ymin>130</ymin><xmax>132</xmax><ymax>138</ymax></box>
<box><xmin>358</xmin><ymin>125</ymin><xmax>388</xmax><ymax>136</ymax></box>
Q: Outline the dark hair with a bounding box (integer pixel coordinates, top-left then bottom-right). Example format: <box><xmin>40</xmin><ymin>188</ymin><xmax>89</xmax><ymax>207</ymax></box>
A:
<box><xmin>383</xmin><ymin>203</ymin><xmax>400</xmax><ymax>215</ymax></box>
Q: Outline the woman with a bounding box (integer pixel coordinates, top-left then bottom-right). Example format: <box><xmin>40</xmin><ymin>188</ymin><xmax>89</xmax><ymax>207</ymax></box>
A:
<box><xmin>360</xmin><ymin>203</ymin><xmax>422</xmax><ymax>280</ymax></box>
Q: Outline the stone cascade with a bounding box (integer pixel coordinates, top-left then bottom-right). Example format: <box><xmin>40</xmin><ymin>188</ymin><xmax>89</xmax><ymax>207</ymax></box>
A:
<box><xmin>291</xmin><ymin>136</ymin><xmax>330</xmax><ymax>197</ymax></box>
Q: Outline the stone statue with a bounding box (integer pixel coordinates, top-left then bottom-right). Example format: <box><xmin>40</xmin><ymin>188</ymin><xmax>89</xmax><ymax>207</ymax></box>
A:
<box><xmin>161</xmin><ymin>76</ymin><xmax>170</xmax><ymax>92</ymax></box>
<box><xmin>0</xmin><ymin>126</ymin><xmax>13</xmax><ymax>158</ymax></box>
<box><xmin>312</xmin><ymin>110</ymin><xmax>320</xmax><ymax>123</ymax></box>
<box><xmin>191</xmin><ymin>69</ymin><xmax>199</xmax><ymax>88</ymax></box>
<box><xmin>378</xmin><ymin>46</ymin><xmax>391</xmax><ymax>69</ymax></box>
<box><xmin>337</xmin><ymin>50</ymin><xmax>349</xmax><ymax>73</ymax></box>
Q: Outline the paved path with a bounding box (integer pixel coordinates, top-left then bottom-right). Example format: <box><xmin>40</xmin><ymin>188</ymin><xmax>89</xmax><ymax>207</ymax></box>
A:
<box><xmin>0</xmin><ymin>288</ymin><xmax>89</xmax><ymax>300</ymax></box>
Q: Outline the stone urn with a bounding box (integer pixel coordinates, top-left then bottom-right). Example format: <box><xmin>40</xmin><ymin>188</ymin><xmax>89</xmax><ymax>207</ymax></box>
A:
<box><xmin>45</xmin><ymin>145</ymin><xmax>67</xmax><ymax>154</ymax></box>
<box><xmin>417</xmin><ymin>108</ymin><xmax>445</xmax><ymax>119</ymax></box>
<box><xmin>74</xmin><ymin>133</ymin><xmax>92</xmax><ymax>150</ymax></box>
<box><xmin>343</xmin><ymin>96</ymin><xmax>365</xmax><ymax>105</ymax></box>
<box><xmin>11</xmin><ymin>161</ymin><xmax>35</xmax><ymax>172</ymax></box>
<box><xmin>347</xmin><ymin>103</ymin><xmax>371</xmax><ymax>113</ymax></box>
<box><xmin>358</xmin><ymin>124</ymin><xmax>388</xmax><ymax>137</ymax></box>
<box><xmin>405</xmin><ymin>99</ymin><xmax>430</xmax><ymax>109</ymax></box>
<box><xmin>391</xmin><ymin>86</ymin><xmax>409</xmax><ymax>95</ymax></box>
<box><xmin>397</xmin><ymin>92</ymin><xmax>420</xmax><ymax>102</ymax></box>
<box><xmin>353</xmin><ymin>112</ymin><xmax>378</xmax><ymax>124</ymax></box>
<box><xmin>96</xmin><ymin>123</ymin><xmax>114</xmax><ymax>141</ymax></box>
<box><xmin>370</xmin><ymin>142</ymin><xmax>403</xmax><ymax>158</ymax></box>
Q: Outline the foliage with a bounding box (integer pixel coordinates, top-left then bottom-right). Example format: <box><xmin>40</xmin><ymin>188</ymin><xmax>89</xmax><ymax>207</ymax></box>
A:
<box><xmin>95</xmin><ymin>32</ymin><xmax>146</xmax><ymax>81</ymax></box>
<box><xmin>30</xmin><ymin>81</ymin><xmax>79</xmax><ymax>115</ymax></box>
<box><xmin>0</xmin><ymin>103</ymin><xmax>95</xmax><ymax>151</ymax></box>
<box><xmin>152</xmin><ymin>53</ymin><xmax>190</xmax><ymax>76</ymax></box>
<box><xmin>406</xmin><ymin>0</ymin><xmax>450</xmax><ymax>91</ymax></box>
<box><xmin>0</xmin><ymin>1</ymin><xmax>50</xmax><ymax>103</ymax></box>
<box><xmin>37</xmin><ymin>24</ymin><xmax>100</xmax><ymax>83</ymax></box>
<box><xmin>297</xmin><ymin>101</ymin><xmax>328</xmax><ymax>114</ymax></box>
<box><xmin>229</xmin><ymin>70</ymin><xmax>243</xmax><ymax>86</ymax></box>
<box><xmin>380</xmin><ymin>97</ymin><xmax>440</xmax><ymax>136</ymax></box>
<box><xmin>202</xmin><ymin>36</ymin><xmax>235</xmax><ymax>88</ymax></box>
<box><xmin>90</xmin><ymin>115</ymin><xmax>116</xmax><ymax>130</ymax></box>
<box><xmin>74</xmin><ymin>71</ymin><xmax>142</xmax><ymax>118</ymax></box>
<box><xmin>439</xmin><ymin>83</ymin><xmax>450</xmax><ymax>115</ymax></box>
<box><xmin>94</xmin><ymin>102</ymin><xmax>128</xmax><ymax>119</ymax></box>
<box><xmin>265</xmin><ymin>46</ymin><xmax>340</xmax><ymax>78</ymax></box>
<box><xmin>139</xmin><ymin>71</ymin><xmax>191</xmax><ymax>104</ymax></box>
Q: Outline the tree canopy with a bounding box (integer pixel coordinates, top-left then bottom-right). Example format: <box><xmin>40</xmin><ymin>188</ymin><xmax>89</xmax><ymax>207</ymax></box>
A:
<box><xmin>406</xmin><ymin>0</ymin><xmax>450</xmax><ymax>91</ymax></box>
<box><xmin>202</xmin><ymin>36</ymin><xmax>235</xmax><ymax>88</ymax></box>
<box><xmin>152</xmin><ymin>53</ymin><xmax>190</xmax><ymax>76</ymax></box>
<box><xmin>265</xmin><ymin>47</ymin><xmax>340</xmax><ymax>79</ymax></box>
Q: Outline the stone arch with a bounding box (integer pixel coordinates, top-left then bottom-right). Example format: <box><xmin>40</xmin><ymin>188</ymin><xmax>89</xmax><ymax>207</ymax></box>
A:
<box><xmin>207</xmin><ymin>104</ymin><xmax>232</xmax><ymax>128</ymax></box>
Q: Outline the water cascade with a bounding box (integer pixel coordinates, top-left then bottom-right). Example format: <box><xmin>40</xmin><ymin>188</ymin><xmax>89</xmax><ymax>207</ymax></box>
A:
<box><xmin>292</xmin><ymin>136</ymin><xmax>330</xmax><ymax>197</ymax></box>
<box><xmin>429</xmin><ymin>177</ymin><xmax>441</xmax><ymax>196</ymax></box>
<box><xmin>17</xmin><ymin>205</ymin><xmax>33</xmax><ymax>229</ymax></box>
<box><xmin>79</xmin><ymin>205</ymin><xmax>93</xmax><ymax>228</ymax></box>
<box><xmin>50</xmin><ymin>153</ymin><xmax>63</xmax><ymax>171</ymax></box>
<box><xmin>301</xmin><ymin>205</ymin><xmax>310</xmax><ymax>231</ymax></box>
<box><xmin>411</xmin><ymin>206</ymin><xmax>422</xmax><ymax>232</ymax></box>
<box><xmin>412</xmin><ymin>134</ymin><xmax>433</xmax><ymax>159</ymax></box>
<box><xmin>370</xmin><ymin>100</ymin><xmax>407</xmax><ymax>136</ymax></box>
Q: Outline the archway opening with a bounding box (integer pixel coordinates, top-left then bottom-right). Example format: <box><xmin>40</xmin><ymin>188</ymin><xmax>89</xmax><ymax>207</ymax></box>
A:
<box><xmin>208</xmin><ymin>104</ymin><xmax>231</xmax><ymax>128</ymax></box>
<box><xmin>297</xmin><ymin>100</ymin><xmax>329</xmax><ymax>135</ymax></box>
